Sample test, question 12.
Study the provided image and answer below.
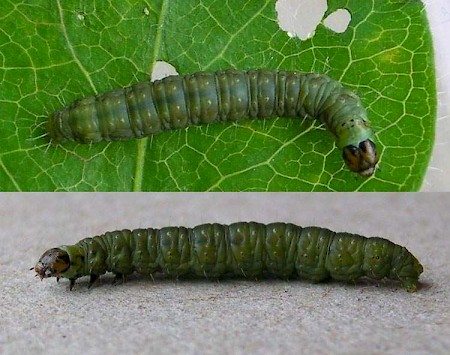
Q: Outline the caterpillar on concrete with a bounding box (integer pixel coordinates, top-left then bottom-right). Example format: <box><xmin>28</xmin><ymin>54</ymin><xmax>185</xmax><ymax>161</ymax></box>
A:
<box><xmin>34</xmin><ymin>222</ymin><xmax>422</xmax><ymax>291</ymax></box>
<box><xmin>47</xmin><ymin>69</ymin><xmax>379</xmax><ymax>176</ymax></box>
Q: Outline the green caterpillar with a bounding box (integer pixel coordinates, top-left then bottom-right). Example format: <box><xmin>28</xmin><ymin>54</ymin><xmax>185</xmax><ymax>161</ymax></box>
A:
<box><xmin>47</xmin><ymin>69</ymin><xmax>379</xmax><ymax>176</ymax></box>
<box><xmin>34</xmin><ymin>222</ymin><xmax>422</xmax><ymax>292</ymax></box>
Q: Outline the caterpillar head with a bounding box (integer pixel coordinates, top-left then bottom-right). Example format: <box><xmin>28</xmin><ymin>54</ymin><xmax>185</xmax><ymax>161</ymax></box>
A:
<box><xmin>34</xmin><ymin>248</ymin><xmax>71</xmax><ymax>280</ymax></box>
<box><xmin>342</xmin><ymin>139</ymin><xmax>379</xmax><ymax>177</ymax></box>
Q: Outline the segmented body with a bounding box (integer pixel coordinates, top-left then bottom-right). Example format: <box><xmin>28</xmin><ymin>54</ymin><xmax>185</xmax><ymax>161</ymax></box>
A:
<box><xmin>34</xmin><ymin>222</ymin><xmax>422</xmax><ymax>291</ymax></box>
<box><xmin>47</xmin><ymin>69</ymin><xmax>378</xmax><ymax>176</ymax></box>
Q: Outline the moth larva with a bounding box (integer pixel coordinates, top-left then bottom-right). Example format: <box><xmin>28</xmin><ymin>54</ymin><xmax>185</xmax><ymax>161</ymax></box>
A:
<box><xmin>47</xmin><ymin>70</ymin><xmax>379</xmax><ymax>176</ymax></box>
<box><xmin>34</xmin><ymin>222</ymin><xmax>422</xmax><ymax>292</ymax></box>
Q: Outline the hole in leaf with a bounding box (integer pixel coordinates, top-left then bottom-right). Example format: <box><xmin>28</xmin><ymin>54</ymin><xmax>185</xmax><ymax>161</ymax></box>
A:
<box><xmin>276</xmin><ymin>0</ymin><xmax>327</xmax><ymax>40</ymax></box>
<box><xmin>275</xmin><ymin>0</ymin><xmax>351</xmax><ymax>39</ymax></box>
<box><xmin>323</xmin><ymin>9</ymin><xmax>351</xmax><ymax>33</ymax></box>
<box><xmin>151</xmin><ymin>61</ymin><xmax>178</xmax><ymax>81</ymax></box>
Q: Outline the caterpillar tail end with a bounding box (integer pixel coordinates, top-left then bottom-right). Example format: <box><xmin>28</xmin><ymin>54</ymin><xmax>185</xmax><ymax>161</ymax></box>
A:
<box><xmin>342</xmin><ymin>139</ymin><xmax>379</xmax><ymax>177</ymax></box>
<box><xmin>401</xmin><ymin>258</ymin><xmax>423</xmax><ymax>293</ymax></box>
<box><xmin>47</xmin><ymin>111</ymin><xmax>69</xmax><ymax>144</ymax></box>
<box><xmin>34</xmin><ymin>248</ymin><xmax>70</xmax><ymax>280</ymax></box>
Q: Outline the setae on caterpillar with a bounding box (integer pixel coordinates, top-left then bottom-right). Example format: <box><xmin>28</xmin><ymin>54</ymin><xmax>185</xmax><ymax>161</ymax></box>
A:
<box><xmin>47</xmin><ymin>69</ymin><xmax>379</xmax><ymax>176</ymax></box>
<box><xmin>34</xmin><ymin>222</ymin><xmax>422</xmax><ymax>292</ymax></box>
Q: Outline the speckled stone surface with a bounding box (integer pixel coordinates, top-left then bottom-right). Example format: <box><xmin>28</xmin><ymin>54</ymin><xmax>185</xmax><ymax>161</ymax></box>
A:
<box><xmin>1</xmin><ymin>193</ymin><xmax>449</xmax><ymax>354</ymax></box>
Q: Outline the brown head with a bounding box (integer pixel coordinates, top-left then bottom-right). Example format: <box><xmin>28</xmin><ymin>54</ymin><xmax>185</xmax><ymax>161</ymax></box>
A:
<box><xmin>33</xmin><ymin>248</ymin><xmax>71</xmax><ymax>280</ymax></box>
<box><xmin>342</xmin><ymin>139</ymin><xmax>379</xmax><ymax>177</ymax></box>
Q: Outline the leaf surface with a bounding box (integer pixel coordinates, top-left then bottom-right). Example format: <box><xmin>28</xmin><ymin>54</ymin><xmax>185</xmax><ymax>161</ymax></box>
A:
<box><xmin>0</xmin><ymin>0</ymin><xmax>436</xmax><ymax>191</ymax></box>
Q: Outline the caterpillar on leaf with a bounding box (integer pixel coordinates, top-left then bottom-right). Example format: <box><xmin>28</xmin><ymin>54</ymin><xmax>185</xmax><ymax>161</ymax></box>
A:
<box><xmin>34</xmin><ymin>222</ymin><xmax>422</xmax><ymax>292</ymax></box>
<box><xmin>47</xmin><ymin>69</ymin><xmax>379</xmax><ymax>176</ymax></box>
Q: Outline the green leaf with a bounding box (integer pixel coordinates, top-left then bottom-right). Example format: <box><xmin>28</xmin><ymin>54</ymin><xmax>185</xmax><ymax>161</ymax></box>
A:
<box><xmin>0</xmin><ymin>0</ymin><xmax>436</xmax><ymax>191</ymax></box>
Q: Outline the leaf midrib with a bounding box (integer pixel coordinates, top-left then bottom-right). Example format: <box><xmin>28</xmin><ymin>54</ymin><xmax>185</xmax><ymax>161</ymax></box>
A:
<box><xmin>133</xmin><ymin>0</ymin><xmax>170</xmax><ymax>191</ymax></box>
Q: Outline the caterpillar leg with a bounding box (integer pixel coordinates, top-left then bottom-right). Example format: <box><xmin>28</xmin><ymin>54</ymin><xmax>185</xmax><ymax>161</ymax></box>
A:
<box><xmin>399</xmin><ymin>275</ymin><xmax>421</xmax><ymax>292</ymax></box>
<box><xmin>403</xmin><ymin>280</ymin><xmax>418</xmax><ymax>293</ymax></box>
<box><xmin>88</xmin><ymin>274</ymin><xmax>99</xmax><ymax>289</ymax></box>
<box><xmin>112</xmin><ymin>273</ymin><xmax>125</xmax><ymax>285</ymax></box>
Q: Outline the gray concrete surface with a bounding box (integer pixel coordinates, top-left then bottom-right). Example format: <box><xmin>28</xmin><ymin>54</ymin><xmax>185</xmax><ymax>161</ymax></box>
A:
<box><xmin>0</xmin><ymin>193</ymin><xmax>449</xmax><ymax>354</ymax></box>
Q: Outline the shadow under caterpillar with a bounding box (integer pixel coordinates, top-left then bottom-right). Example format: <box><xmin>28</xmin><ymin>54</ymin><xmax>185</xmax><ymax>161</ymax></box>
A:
<box><xmin>47</xmin><ymin>69</ymin><xmax>379</xmax><ymax>176</ymax></box>
<box><xmin>34</xmin><ymin>222</ymin><xmax>422</xmax><ymax>292</ymax></box>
